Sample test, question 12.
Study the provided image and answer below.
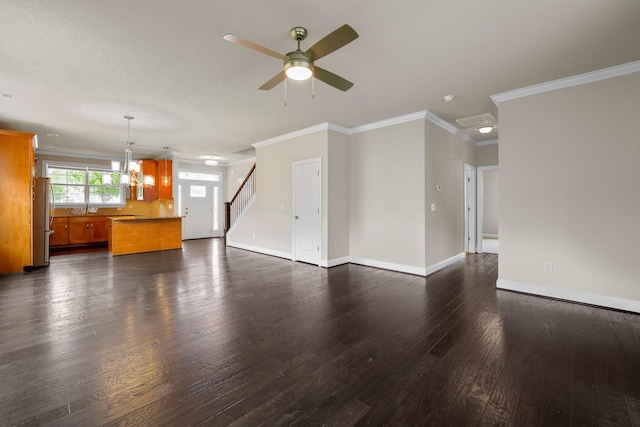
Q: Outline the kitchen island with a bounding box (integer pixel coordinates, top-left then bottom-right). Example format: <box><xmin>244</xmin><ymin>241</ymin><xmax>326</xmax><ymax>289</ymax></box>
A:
<box><xmin>108</xmin><ymin>216</ymin><xmax>182</xmax><ymax>256</ymax></box>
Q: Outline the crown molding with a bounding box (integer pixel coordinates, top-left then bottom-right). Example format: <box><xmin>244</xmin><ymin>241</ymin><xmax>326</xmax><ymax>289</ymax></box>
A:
<box><xmin>475</xmin><ymin>138</ymin><xmax>498</xmax><ymax>146</ymax></box>
<box><xmin>424</xmin><ymin>110</ymin><xmax>478</xmax><ymax>146</ymax></box>
<box><xmin>349</xmin><ymin>111</ymin><xmax>428</xmax><ymax>134</ymax></box>
<box><xmin>327</xmin><ymin>123</ymin><xmax>350</xmax><ymax>134</ymax></box>
<box><xmin>491</xmin><ymin>60</ymin><xmax>640</xmax><ymax>105</ymax></box>
<box><xmin>251</xmin><ymin>110</ymin><xmax>484</xmax><ymax>148</ymax></box>
<box><xmin>253</xmin><ymin>122</ymin><xmax>335</xmax><ymax>148</ymax></box>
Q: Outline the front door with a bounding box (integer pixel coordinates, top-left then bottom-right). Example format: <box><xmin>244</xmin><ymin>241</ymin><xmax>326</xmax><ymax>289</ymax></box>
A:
<box><xmin>293</xmin><ymin>158</ymin><xmax>321</xmax><ymax>265</ymax></box>
<box><xmin>181</xmin><ymin>180</ymin><xmax>221</xmax><ymax>239</ymax></box>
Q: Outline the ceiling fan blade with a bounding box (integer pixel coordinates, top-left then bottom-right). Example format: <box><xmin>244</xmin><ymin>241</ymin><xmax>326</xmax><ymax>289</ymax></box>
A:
<box><xmin>259</xmin><ymin>71</ymin><xmax>286</xmax><ymax>90</ymax></box>
<box><xmin>223</xmin><ymin>33</ymin><xmax>287</xmax><ymax>61</ymax></box>
<box><xmin>304</xmin><ymin>24</ymin><xmax>358</xmax><ymax>62</ymax></box>
<box><xmin>314</xmin><ymin>67</ymin><xmax>354</xmax><ymax>92</ymax></box>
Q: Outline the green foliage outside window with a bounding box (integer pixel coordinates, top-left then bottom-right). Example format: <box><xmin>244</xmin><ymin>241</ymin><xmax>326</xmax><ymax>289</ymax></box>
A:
<box><xmin>47</xmin><ymin>166</ymin><xmax>125</xmax><ymax>206</ymax></box>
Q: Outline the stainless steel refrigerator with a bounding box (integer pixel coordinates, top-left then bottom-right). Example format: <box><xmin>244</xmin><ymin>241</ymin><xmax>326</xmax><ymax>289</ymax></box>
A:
<box><xmin>32</xmin><ymin>177</ymin><xmax>53</xmax><ymax>268</ymax></box>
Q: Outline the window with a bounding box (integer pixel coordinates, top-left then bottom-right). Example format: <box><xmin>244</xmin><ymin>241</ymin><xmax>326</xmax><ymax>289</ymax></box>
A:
<box><xmin>190</xmin><ymin>185</ymin><xmax>206</xmax><ymax>198</ymax></box>
<box><xmin>178</xmin><ymin>171</ymin><xmax>220</xmax><ymax>182</ymax></box>
<box><xmin>45</xmin><ymin>162</ymin><xmax>127</xmax><ymax>207</ymax></box>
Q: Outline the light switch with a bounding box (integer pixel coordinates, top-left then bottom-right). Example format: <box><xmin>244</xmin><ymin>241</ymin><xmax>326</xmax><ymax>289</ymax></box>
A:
<box><xmin>431</xmin><ymin>203</ymin><xmax>436</xmax><ymax>211</ymax></box>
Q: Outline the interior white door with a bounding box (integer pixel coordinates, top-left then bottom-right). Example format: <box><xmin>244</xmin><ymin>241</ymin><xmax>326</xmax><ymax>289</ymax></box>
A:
<box><xmin>464</xmin><ymin>164</ymin><xmax>477</xmax><ymax>253</ymax></box>
<box><xmin>182</xmin><ymin>181</ymin><xmax>218</xmax><ymax>239</ymax></box>
<box><xmin>293</xmin><ymin>159</ymin><xmax>321</xmax><ymax>265</ymax></box>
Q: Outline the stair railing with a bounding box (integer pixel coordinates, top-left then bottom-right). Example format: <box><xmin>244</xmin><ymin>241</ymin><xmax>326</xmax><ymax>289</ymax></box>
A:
<box><xmin>224</xmin><ymin>163</ymin><xmax>256</xmax><ymax>242</ymax></box>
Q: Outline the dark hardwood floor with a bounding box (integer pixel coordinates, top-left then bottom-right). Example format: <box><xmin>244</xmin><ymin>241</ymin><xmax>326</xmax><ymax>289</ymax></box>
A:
<box><xmin>1</xmin><ymin>239</ymin><xmax>639</xmax><ymax>426</ymax></box>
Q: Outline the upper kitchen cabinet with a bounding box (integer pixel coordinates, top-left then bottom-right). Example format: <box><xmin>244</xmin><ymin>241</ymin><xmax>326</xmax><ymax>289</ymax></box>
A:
<box><xmin>141</xmin><ymin>160</ymin><xmax>156</xmax><ymax>201</ymax></box>
<box><xmin>0</xmin><ymin>129</ymin><xmax>35</xmax><ymax>274</ymax></box>
<box><xmin>128</xmin><ymin>159</ymin><xmax>173</xmax><ymax>202</ymax></box>
<box><xmin>155</xmin><ymin>159</ymin><xmax>172</xmax><ymax>200</ymax></box>
<box><xmin>129</xmin><ymin>160</ymin><xmax>155</xmax><ymax>201</ymax></box>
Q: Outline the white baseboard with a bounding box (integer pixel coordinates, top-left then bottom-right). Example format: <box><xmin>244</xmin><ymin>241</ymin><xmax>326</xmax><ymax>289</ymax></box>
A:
<box><xmin>496</xmin><ymin>279</ymin><xmax>640</xmax><ymax>314</ymax></box>
<box><xmin>483</xmin><ymin>234</ymin><xmax>499</xmax><ymax>239</ymax></box>
<box><xmin>349</xmin><ymin>257</ymin><xmax>426</xmax><ymax>276</ymax></box>
<box><xmin>225</xmin><ymin>244</ymin><xmax>466</xmax><ymax>278</ymax></box>
<box><xmin>349</xmin><ymin>253</ymin><xmax>466</xmax><ymax>277</ymax></box>
<box><xmin>424</xmin><ymin>253</ymin><xmax>467</xmax><ymax>276</ymax></box>
<box><xmin>226</xmin><ymin>241</ymin><xmax>292</xmax><ymax>261</ymax></box>
<box><xmin>323</xmin><ymin>256</ymin><xmax>350</xmax><ymax>268</ymax></box>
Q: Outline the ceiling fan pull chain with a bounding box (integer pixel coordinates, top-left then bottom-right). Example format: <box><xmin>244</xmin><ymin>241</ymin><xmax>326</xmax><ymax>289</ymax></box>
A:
<box><xmin>284</xmin><ymin>77</ymin><xmax>287</xmax><ymax>106</ymax></box>
<box><xmin>312</xmin><ymin>74</ymin><xmax>315</xmax><ymax>99</ymax></box>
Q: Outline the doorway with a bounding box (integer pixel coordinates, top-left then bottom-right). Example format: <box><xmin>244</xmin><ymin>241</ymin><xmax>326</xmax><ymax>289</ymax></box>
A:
<box><xmin>179</xmin><ymin>171</ymin><xmax>223</xmax><ymax>240</ymax></box>
<box><xmin>477</xmin><ymin>166</ymin><xmax>499</xmax><ymax>254</ymax></box>
<box><xmin>292</xmin><ymin>158</ymin><xmax>321</xmax><ymax>266</ymax></box>
<box><xmin>464</xmin><ymin>164</ymin><xmax>477</xmax><ymax>253</ymax></box>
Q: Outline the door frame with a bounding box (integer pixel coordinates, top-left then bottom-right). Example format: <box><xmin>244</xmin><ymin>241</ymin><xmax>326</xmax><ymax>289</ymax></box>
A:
<box><xmin>291</xmin><ymin>157</ymin><xmax>322</xmax><ymax>266</ymax></box>
<box><xmin>464</xmin><ymin>164</ymin><xmax>477</xmax><ymax>253</ymax></box>
<box><xmin>179</xmin><ymin>177</ymin><xmax>224</xmax><ymax>240</ymax></box>
<box><xmin>476</xmin><ymin>165</ymin><xmax>499</xmax><ymax>253</ymax></box>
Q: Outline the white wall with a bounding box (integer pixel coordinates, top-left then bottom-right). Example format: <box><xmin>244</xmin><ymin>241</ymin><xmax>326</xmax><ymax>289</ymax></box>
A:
<box><xmin>349</xmin><ymin>120</ymin><xmax>426</xmax><ymax>271</ymax></box>
<box><xmin>424</xmin><ymin>120</ymin><xmax>476</xmax><ymax>266</ymax></box>
<box><xmin>228</xmin><ymin>113</ymin><xmax>482</xmax><ymax>275</ymax></box>
<box><xmin>483</xmin><ymin>169</ymin><xmax>499</xmax><ymax>236</ymax></box>
<box><xmin>227</xmin><ymin>130</ymin><xmax>327</xmax><ymax>258</ymax></box>
<box><xmin>476</xmin><ymin>144</ymin><xmax>499</xmax><ymax>167</ymax></box>
<box><xmin>327</xmin><ymin>130</ymin><xmax>350</xmax><ymax>263</ymax></box>
<box><xmin>226</xmin><ymin>159</ymin><xmax>255</xmax><ymax>202</ymax></box>
<box><xmin>497</xmin><ymin>70</ymin><xmax>640</xmax><ymax>312</ymax></box>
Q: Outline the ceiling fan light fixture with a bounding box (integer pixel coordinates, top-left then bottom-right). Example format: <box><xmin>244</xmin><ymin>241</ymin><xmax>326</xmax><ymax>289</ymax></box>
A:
<box><xmin>284</xmin><ymin>54</ymin><xmax>313</xmax><ymax>81</ymax></box>
<box><xmin>478</xmin><ymin>126</ymin><xmax>494</xmax><ymax>134</ymax></box>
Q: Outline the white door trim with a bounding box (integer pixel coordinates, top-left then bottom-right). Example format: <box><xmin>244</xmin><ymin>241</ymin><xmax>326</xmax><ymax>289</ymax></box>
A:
<box><xmin>292</xmin><ymin>157</ymin><xmax>322</xmax><ymax>266</ymax></box>
<box><xmin>464</xmin><ymin>164</ymin><xmax>477</xmax><ymax>253</ymax></box>
<box><xmin>476</xmin><ymin>165</ymin><xmax>499</xmax><ymax>253</ymax></box>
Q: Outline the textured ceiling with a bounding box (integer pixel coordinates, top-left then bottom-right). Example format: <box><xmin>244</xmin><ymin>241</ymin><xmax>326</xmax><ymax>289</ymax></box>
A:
<box><xmin>1</xmin><ymin>0</ymin><xmax>639</xmax><ymax>164</ymax></box>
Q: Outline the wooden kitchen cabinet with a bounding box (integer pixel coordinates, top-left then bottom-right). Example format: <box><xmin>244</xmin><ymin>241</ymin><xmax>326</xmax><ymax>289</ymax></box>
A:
<box><xmin>0</xmin><ymin>129</ymin><xmax>35</xmax><ymax>274</ymax></box>
<box><xmin>141</xmin><ymin>160</ymin><xmax>156</xmax><ymax>201</ymax></box>
<box><xmin>129</xmin><ymin>159</ymin><xmax>173</xmax><ymax>202</ymax></box>
<box><xmin>155</xmin><ymin>159</ymin><xmax>173</xmax><ymax>200</ymax></box>
<box><xmin>68</xmin><ymin>216</ymin><xmax>109</xmax><ymax>245</ymax></box>
<box><xmin>50</xmin><ymin>217</ymin><xmax>69</xmax><ymax>246</ymax></box>
<box><xmin>91</xmin><ymin>218</ymin><xmax>109</xmax><ymax>242</ymax></box>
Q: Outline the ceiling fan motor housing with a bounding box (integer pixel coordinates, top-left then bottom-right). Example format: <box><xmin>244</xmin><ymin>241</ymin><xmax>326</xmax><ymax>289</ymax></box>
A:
<box><xmin>284</xmin><ymin>51</ymin><xmax>313</xmax><ymax>80</ymax></box>
<box><xmin>290</xmin><ymin>27</ymin><xmax>308</xmax><ymax>41</ymax></box>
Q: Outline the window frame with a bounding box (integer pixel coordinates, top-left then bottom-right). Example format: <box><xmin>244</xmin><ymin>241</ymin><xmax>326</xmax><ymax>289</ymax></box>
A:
<box><xmin>43</xmin><ymin>160</ymin><xmax>127</xmax><ymax>208</ymax></box>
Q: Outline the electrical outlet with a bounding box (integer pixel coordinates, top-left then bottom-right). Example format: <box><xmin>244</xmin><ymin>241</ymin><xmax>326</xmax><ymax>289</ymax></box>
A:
<box><xmin>544</xmin><ymin>262</ymin><xmax>553</xmax><ymax>272</ymax></box>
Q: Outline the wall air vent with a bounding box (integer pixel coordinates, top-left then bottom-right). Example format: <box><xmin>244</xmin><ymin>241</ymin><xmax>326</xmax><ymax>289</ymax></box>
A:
<box><xmin>455</xmin><ymin>113</ymin><xmax>496</xmax><ymax>128</ymax></box>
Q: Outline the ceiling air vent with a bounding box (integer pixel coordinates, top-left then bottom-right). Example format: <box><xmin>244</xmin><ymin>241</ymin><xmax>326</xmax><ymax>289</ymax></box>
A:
<box><xmin>455</xmin><ymin>113</ymin><xmax>496</xmax><ymax>128</ymax></box>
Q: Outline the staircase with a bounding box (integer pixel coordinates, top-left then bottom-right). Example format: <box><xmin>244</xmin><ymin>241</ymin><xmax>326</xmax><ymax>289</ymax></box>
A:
<box><xmin>224</xmin><ymin>164</ymin><xmax>256</xmax><ymax>242</ymax></box>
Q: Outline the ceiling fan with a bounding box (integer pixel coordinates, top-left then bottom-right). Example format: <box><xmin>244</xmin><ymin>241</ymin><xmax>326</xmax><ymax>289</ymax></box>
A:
<box><xmin>223</xmin><ymin>24</ymin><xmax>358</xmax><ymax>92</ymax></box>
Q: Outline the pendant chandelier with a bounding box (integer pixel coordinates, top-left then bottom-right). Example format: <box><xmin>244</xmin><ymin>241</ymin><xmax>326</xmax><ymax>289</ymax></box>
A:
<box><xmin>120</xmin><ymin>115</ymin><xmax>141</xmax><ymax>186</ymax></box>
<box><xmin>161</xmin><ymin>146</ymin><xmax>171</xmax><ymax>186</ymax></box>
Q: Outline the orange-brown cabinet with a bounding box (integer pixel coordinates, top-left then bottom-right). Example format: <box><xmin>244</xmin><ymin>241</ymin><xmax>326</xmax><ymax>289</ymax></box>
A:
<box><xmin>141</xmin><ymin>160</ymin><xmax>157</xmax><ymax>201</ymax></box>
<box><xmin>50</xmin><ymin>217</ymin><xmax>70</xmax><ymax>247</ymax></box>
<box><xmin>129</xmin><ymin>159</ymin><xmax>173</xmax><ymax>201</ymax></box>
<box><xmin>155</xmin><ymin>159</ymin><xmax>173</xmax><ymax>200</ymax></box>
<box><xmin>0</xmin><ymin>129</ymin><xmax>35</xmax><ymax>274</ymax></box>
<box><xmin>68</xmin><ymin>216</ymin><xmax>109</xmax><ymax>245</ymax></box>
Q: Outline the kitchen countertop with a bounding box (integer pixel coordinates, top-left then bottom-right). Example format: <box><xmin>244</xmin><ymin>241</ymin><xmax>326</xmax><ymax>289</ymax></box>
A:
<box><xmin>108</xmin><ymin>216</ymin><xmax>183</xmax><ymax>221</ymax></box>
